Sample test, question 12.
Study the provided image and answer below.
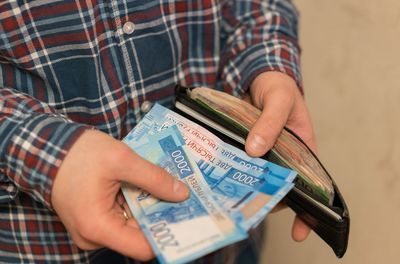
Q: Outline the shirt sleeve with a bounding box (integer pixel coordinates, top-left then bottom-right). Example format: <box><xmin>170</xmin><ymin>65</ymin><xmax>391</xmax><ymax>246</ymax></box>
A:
<box><xmin>0</xmin><ymin>87</ymin><xmax>89</xmax><ymax>208</ymax></box>
<box><xmin>218</xmin><ymin>0</ymin><xmax>302</xmax><ymax>96</ymax></box>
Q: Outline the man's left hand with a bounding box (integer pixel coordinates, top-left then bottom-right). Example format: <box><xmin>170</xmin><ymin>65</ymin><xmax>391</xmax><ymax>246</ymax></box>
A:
<box><xmin>245</xmin><ymin>71</ymin><xmax>317</xmax><ymax>242</ymax></box>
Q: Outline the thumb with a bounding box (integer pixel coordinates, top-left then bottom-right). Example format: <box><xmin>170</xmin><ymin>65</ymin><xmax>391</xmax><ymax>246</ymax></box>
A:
<box><xmin>121</xmin><ymin>151</ymin><xmax>190</xmax><ymax>202</ymax></box>
<box><xmin>292</xmin><ymin>215</ymin><xmax>311</xmax><ymax>242</ymax></box>
<box><xmin>245</xmin><ymin>89</ymin><xmax>293</xmax><ymax>157</ymax></box>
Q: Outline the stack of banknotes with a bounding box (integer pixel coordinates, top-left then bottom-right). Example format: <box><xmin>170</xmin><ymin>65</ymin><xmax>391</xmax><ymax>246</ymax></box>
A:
<box><xmin>121</xmin><ymin>104</ymin><xmax>297</xmax><ymax>264</ymax></box>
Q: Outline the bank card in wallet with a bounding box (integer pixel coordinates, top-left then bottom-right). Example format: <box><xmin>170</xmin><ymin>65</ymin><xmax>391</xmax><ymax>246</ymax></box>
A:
<box><xmin>173</xmin><ymin>85</ymin><xmax>350</xmax><ymax>258</ymax></box>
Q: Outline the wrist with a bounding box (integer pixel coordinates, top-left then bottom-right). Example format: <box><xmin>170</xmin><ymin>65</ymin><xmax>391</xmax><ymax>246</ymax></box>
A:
<box><xmin>4</xmin><ymin>113</ymin><xmax>89</xmax><ymax>208</ymax></box>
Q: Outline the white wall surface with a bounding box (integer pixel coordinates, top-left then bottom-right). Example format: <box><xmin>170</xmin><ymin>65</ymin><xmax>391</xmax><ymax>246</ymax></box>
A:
<box><xmin>262</xmin><ymin>1</ymin><xmax>400</xmax><ymax>263</ymax></box>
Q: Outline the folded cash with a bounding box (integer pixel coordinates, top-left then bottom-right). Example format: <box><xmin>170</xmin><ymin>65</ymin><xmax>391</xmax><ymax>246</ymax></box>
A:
<box><xmin>185</xmin><ymin>87</ymin><xmax>335</xmax><ymax>205</ymax></box>
<box><xmin>122</xmin><ymin>126</ymin><xmax>247</xmax><ymax>264</ymax></box>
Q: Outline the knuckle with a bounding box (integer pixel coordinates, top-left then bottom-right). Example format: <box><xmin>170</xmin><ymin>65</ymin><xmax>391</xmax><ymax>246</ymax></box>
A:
<box><xmin>77</xmin><ymin>221</ymin><xmax>97</xmax><ymax>241</ymax></box>
<box><xmin>280</xmin><ymin>92</ymin><xmax>294</xmax><ymax>106</ymax></box>
<box><xmin>261</xmin><ymin>119</ymin><xmax>281</xmax><ymax>137</ymax></box>
<box><xmin>140</xmin><ymin>253</ymin><xmax>155</xmax><ymax>262</ymax></box>
<box><xmin>74</xmin><ymin>240</ymin><xmax>96</xmax><ymax>251</ymax></box>
<box><xmin>70</xmin><ymin>233</ymin><xmax>97</xmax><ymax>250</ymax></box>
<box><xmin>149</xmin><ymin>166</ymin><xmax>171</xmax><ymax>184</ymax></box>
<box><xmin>107</xmin><ymin>143</ymin><xmax>132</xmax><ymax>164</ymax></box>
<box><xmin>134</xmin><ymin>248</ymin><xmax>155</xmax><ymax>261</ymax></box>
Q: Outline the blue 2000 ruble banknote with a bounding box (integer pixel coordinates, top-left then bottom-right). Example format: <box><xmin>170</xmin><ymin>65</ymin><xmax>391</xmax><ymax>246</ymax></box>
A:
<box><xmin>121</xmin><ymin>126</ymin><xmax>247</xmax><ymax>264</ymax></box>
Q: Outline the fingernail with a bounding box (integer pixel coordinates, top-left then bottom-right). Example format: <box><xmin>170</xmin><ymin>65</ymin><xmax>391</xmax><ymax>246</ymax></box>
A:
<box><xmin>173</xmin><ymin>179</ymin><xmax>188</xmax><ymax>195</ymax></box>
<box><xmin>248</xmin><ymin>134</ymin><xmax>267</xmax><ymax>155</ymax></box>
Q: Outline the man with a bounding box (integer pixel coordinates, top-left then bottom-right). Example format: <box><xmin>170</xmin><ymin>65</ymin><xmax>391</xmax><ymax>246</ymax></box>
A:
<box><xmin>0</xmin><ymin>0</ymin><xmax>315</xmax><ymax>263</ymax></box>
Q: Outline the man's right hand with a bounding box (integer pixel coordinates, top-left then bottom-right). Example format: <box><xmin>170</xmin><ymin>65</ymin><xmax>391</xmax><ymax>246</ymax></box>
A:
<box><xmin>51</xmin><ymin>129</ymin><xmax>189</xmax><ymax>261</ymax></box>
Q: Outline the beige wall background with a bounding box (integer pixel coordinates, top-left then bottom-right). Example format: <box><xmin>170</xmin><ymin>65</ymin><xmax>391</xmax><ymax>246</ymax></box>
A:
<box><xmin>262</xmin><ymin>0</ymin><xmax>400</xmax><ymax>263</ymax></box>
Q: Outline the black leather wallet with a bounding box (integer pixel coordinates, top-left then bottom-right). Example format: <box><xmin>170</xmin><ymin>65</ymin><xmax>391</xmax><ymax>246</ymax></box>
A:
<box><xmin>173</xmin><ymin>85</ymin><xmax>350</xmax><ymax>258</ymax></box>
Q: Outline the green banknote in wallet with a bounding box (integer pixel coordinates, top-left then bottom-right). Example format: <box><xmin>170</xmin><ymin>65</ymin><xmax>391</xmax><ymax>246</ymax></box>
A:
<box><xmin>173</xmin><ymin>85</ymin><xmax>350</xmax><ymax>258</ymax></box>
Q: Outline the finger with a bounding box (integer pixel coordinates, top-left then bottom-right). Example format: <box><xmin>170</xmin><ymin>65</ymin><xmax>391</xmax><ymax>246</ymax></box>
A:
<box><xmin>120</xmin><ymin>200</ymin><xmax>134</xmax><ymax>219</ymax></box>
<box><xmin>117</xmin><ymin>196</ymin><xmax>141</xmax><ymax>229</ymax></box>
<box><xmin>116</xmin><ymin>191</ymin><xmax>135</xmax><ymax>219</ymax></box>
<box><xmin>116</xmin><ymin>191</ymin><xmax>126</xmax><ymax>206</ymax></box>
<box><xmin>125</xmin><ymin>217</ymin><xmax>140</xmax><ymax>229</ymax></box>
<box><xmin>95</xmin><ymin>214</ymin><xmax>155</xmax><ymax>261</ymax></box>
<box><xmin>284</xmin><ymin>95</ymin><xmax>318</xmax><ymax>154</ymax></box>
<box><xmin>291</xmin><ymin>215</ymin><xmax>311</xmax><ymax>242</ymax></box>
<box><xmin>68</xmin><ymin>226</ymin><xmax>103</xmax><ymax>250</ymax></box>
<box><xmin>117</xmin><ymin>202</ymin><xmax>139</xmax><ymax>228</ymax></box>
<box><xmin>245</xmin><ymin>87</ymin><xmax>294</xmax><ymax>157</ymax></box>
<box><xmin>120</xmin><ymin>151</ymin><xmax>190</xmax><ymax>202</ymax></box>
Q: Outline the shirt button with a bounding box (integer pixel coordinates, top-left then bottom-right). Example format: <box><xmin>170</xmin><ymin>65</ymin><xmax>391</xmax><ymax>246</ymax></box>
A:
<box><xmin>141</xmin><ymin>100</ymin><xmax>153</xmax><ymax>113</ymax></box>
<box><xmin>122</xmin><ymin>21</ymin><xmax>135</xmax><ymax>35</ymax></box>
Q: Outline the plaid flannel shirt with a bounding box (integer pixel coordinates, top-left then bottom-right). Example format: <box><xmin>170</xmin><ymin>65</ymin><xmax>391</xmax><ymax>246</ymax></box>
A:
<box><xmin>0</xmin><ymin>0</ymin><xmax>301</xmax><ymax>263</ymax></box>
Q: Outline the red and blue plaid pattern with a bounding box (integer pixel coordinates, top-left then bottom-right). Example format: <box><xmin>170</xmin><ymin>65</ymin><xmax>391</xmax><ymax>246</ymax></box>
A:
<box><xmin>0</xmin><ymin>0</ymin><xmax>300</xmax><ymax>263</ymax></box>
